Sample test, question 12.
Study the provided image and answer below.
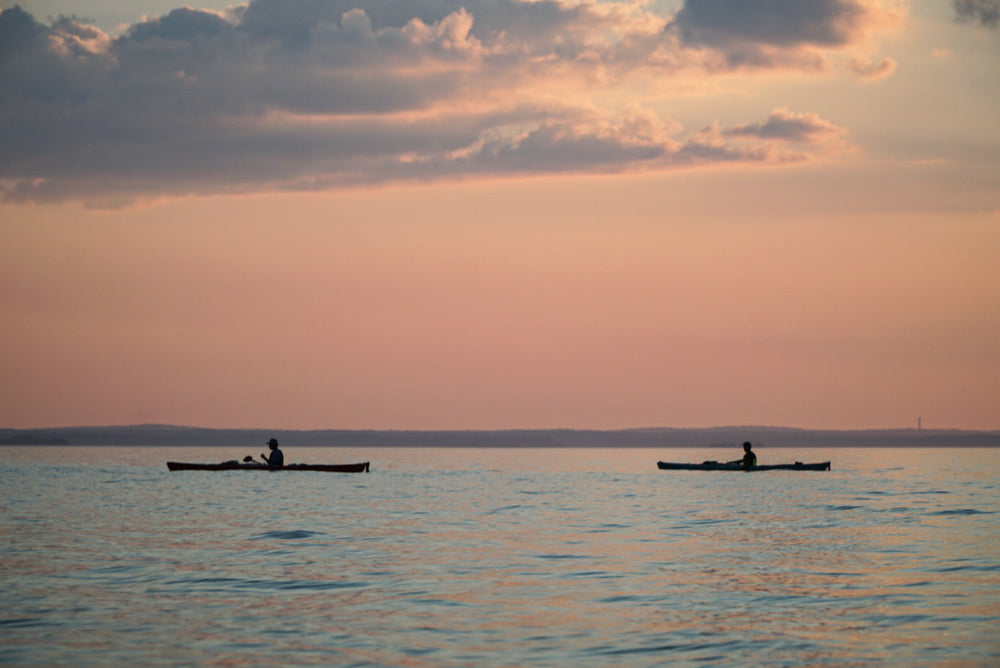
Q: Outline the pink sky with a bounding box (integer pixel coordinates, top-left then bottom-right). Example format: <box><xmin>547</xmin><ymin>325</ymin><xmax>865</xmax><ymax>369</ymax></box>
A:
<box><xmin>2</xmin><ymin>1</ymin><xmax>998</xmax><ymax>430</ymax></box>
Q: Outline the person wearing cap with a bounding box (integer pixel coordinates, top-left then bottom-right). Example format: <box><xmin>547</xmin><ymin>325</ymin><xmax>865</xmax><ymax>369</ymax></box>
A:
<box><xmin>261</xmin><ymin>438</ymin><xmax>284</xmax><ymax>467</ymax></box>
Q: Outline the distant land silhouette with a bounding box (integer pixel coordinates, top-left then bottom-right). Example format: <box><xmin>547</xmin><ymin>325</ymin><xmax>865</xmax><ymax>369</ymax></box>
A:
<box><xmin>0</xmin><ymin>433</ymin><xmax>71</xmax><ymax>445</ymax></box>
<box><xmin>1</xmin><ymin>425</ymin><xmax>998</xmax><ymax>448</ymax></box>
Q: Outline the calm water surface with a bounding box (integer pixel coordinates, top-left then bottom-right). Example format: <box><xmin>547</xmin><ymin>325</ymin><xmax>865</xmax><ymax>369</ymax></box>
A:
<box><xmin>2</xmin><ymin>446</ymin><xmax>999</xmax><ymax>667</ymax></box>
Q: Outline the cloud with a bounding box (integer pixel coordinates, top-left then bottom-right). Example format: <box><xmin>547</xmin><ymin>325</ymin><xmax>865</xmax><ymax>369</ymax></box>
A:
<box><xmin>0</xmin><ymin>1</ymin><xmax>868</xmax><ymax>206</ymax></box>
<box><xmin>669</xmin><ymin>0</ymin><xmax>904</xmax><ymax>69</ymax></box>
<box><xmin>723</xmin><ymin>108</ymin><xmax>848</xmax><ymax>145</ymax></box>
<box><xmin>845</xmin><ymin>55</ymin><xmax>897</xmax><ymax>79</ymax></box>
<box><xmin>954</xmin><ymin>0</ymin><xmax>999</xmax><ymax>28</ymax></box>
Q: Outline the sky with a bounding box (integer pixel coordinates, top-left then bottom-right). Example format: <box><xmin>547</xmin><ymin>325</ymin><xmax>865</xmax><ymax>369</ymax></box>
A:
<box><xmin>1</xmin><ymin>0</ymin><xmax>998</xmax><ymax>431</ymax></box>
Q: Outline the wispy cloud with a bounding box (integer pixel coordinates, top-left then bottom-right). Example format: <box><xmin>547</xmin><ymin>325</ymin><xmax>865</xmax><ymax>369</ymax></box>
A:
<box><xmin>0</xmin><ymin>0</ymin><xmax>893</xmax><ymax>206</ymax></box>
<box><xmin>845</xmin><ymin>55</ymin><xmax>897</xmax><ymax>79</ymax></box>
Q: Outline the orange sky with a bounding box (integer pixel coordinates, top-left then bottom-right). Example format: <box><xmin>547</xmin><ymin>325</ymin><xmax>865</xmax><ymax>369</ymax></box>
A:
<box><xmin>2</xmin><ymin>1</ymin><xmax>998</xmax><ymax>430</ymax></box>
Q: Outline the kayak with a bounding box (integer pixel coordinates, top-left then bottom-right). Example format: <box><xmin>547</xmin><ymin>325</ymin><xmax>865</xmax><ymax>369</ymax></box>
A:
<box><xmin>167</xmin><ymin>461</ymin><xmax>370</xmax><ymax>472</ymax></box>
<box><xmin>657</xmin><ymin>461</ymin><xmax>830</xmax><ymax>471</ymax></box>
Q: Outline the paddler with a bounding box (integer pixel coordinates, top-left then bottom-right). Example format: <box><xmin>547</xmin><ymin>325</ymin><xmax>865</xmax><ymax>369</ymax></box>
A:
<box><xmin>734</xmin><ymin>441</ymin><xmax>756</xmax><ymax>470</ymax></box>
<box><xmin>261</xmin><ymin>438</ymin><xmax>284</xmax><ymax>467</ymax></box>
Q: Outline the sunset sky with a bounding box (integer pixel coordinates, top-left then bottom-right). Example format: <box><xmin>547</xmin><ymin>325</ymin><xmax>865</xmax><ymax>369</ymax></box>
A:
<box><xmin>2</xmin><ymin>0</ymin><xmax>998</xmax><ymax>431</ymax></box>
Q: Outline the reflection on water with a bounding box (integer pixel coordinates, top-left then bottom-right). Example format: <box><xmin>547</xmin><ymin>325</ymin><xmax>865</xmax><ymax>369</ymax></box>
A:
<box><xmin>1</xmin><ymin>447</ymin><xmax>999</xmax><ymax>667</ymax></box>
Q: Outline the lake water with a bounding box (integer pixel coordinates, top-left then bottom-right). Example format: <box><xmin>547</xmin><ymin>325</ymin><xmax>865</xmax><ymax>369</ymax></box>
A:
<box><xmin>2</xmin><ymin>446</ymin><xmax>998</xmax><ymax>667</ymax></box>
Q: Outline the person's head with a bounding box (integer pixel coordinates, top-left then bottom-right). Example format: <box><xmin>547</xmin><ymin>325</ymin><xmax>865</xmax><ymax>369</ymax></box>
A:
<box><xmin>743</xmin><ymin>441</ymin><xmax>752</xmax><ymax>452</ymax></box>
<box><xmin>267</xmin><ymin>438</ymin><xmax>279</xmax><ymax>450</ymax></box>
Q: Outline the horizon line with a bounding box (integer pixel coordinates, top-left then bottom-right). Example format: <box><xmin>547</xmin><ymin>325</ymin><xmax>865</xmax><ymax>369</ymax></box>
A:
<box><xmin>3</xmin><ymin>423</ymin><xmax>998</xmax><ymax>434</ymax></box>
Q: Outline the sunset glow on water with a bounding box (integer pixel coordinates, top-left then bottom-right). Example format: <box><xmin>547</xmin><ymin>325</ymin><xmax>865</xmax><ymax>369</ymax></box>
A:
<box><xmin>3</xmin><ymin>446</ymin><xmax>998</xmax><ymax>666</ymax></box>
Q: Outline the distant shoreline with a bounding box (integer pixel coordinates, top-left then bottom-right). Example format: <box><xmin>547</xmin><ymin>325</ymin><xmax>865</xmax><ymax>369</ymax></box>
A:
<box><xmin>2</xmin><ymin>425</ymin><xmax>998</xmax><ymax>448</ymax></box>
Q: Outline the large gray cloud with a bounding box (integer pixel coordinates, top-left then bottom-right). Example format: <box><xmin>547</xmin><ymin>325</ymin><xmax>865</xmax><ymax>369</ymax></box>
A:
<box><xmin>954</xmin><ymin>0</ymin><xmax>999</xmax><ymax>28</ymax></box>
<box><xmin>0</xmin><ymin>1</ymin><xmax>868</xmax><ymax>206</ymax></box>
<box><xmin>670</xmin><ymin>0</ymin><xmax>896</xmax><ymax>68</ymax></box>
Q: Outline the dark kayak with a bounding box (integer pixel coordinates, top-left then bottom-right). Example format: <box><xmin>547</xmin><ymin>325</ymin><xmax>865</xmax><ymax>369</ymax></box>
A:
<box><xmin>658</xmin><ymin>461</ymin><xmax>830</xmax><ymax>471</ymax></box>
<box><xmin>167</xmin><ymin>461</ymin><xmax>370</xmax><ymax>472</ymax></box>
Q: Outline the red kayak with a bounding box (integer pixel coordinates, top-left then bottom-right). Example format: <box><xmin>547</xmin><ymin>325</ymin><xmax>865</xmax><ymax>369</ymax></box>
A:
<box><xmin>658</xmin><ymin>461</ymin><xmax>830</xmax><ymax>471</ymax></box>
<box><xmin>167</xmin><ymin>461</ymin><xmax>370</xmax><ymax>472</ymax></box>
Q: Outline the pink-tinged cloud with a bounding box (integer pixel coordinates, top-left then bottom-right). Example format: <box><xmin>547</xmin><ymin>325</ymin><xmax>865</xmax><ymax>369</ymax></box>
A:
<box><xmin>1</xmin><ymin>1</ymin><xmax>884</xmax><ymax>205</ymax></box>
<box><xmin>723</xmin><ymin>109</ymin><xmax>849</xmax><ymax>146</ymax></box>
<box><xmin>845</xmin><ymin>55</ymin><xmax>897</xmax><ymax>79</ymax></box>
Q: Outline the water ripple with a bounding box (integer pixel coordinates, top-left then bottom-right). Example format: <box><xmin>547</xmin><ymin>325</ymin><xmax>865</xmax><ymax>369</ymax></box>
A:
<box><xmin>251</xmin><ymin>530</ymin><xmax>325</xmax><ymax>540</ymax></box>
<box><xmin>2</xmin><ymin>446</ymin><xmax>999</xmax><ymax>668</ymax></box>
